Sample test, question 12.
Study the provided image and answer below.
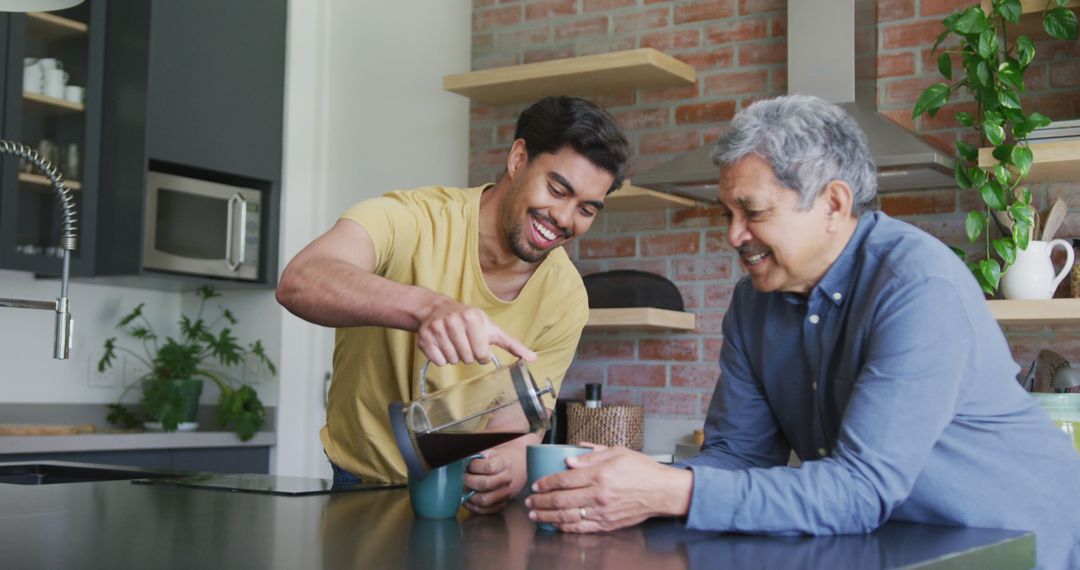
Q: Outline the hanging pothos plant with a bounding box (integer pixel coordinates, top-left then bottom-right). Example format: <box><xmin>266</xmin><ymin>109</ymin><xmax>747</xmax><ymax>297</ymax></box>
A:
<box><xmin>913</xmin><ymin>0</ymin><xmax>1078</xmax><ymax>294</ymax></box>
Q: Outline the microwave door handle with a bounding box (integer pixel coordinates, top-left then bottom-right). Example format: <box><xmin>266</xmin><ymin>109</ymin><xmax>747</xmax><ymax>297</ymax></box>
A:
<box><xmin>225</xmin><ymin>194</ymin><xmax>245</xmax><ymax>271</ymax></box>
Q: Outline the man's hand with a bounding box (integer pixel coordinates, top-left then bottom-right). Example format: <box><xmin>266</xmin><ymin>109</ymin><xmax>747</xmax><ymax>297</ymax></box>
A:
<box><xmin>525</xmin><ymin>445</ymin><xmax>694</xmax><ymax>533</ymax></box>
<box><xmin>417</xmin><ymin>297</ymin><xmax>536</xmax><ymax>365</ymax></box>
<box><xmin>463</xmin><ymin>449</ymin><xmax>517</xmax><ymax>514</ymax></box>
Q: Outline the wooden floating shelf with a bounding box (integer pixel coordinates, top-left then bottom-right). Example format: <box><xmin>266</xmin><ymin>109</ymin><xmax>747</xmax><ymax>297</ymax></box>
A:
<box><xmin>988</xmin><ymin>299</ymin><xmax>1080</xmax><ymax>324</ymax></box>
<box><xmin>444</xmin><ymin>48</ymin><xmax>696</xmax><ymax>106</ymax></box>
<box><xmin>586</xmin><ymin>308</ymin><xmax>696</xmax><ymax>331</ymax></box>
<box><xmin>978</xmin><ymin>139</ymin><xmax>1080</xmax><ymax>184</ymax></box>
<box><xmin>18</xmin><ymin>172</ymin><xmax>81</xmax><ymax>191</ymax></box>
<box><xmin>26</xmin><ymin>12</ymin><xmax>88</xmax><ymax>40</ymax></box>
<box><xmin>980</xmin><ymin>0</ymin><xmax>1080</xmax><ymax>39</ymax></box>
<box><xmin>23</xmin><ymin>91</ymin><xmax>84</xmax><ymax>113</ymax></box>
<box><xmin>605</xmin><ymin>183</ymin><xmax>700</xmax><ymax>212</ymax></box>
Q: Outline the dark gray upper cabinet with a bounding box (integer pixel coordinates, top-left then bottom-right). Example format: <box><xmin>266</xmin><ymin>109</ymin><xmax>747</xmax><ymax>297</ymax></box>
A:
<box><xmin>0</xmin><ymin>4</ymin><xmax>104</xmax><ymax>278</ymax></box>
<box><xmin>145</xmin><ymin>0</ymin><xmax>285</xmax><ymax>181</ymax></box>
<box><xmin>96</xmin><ymin>0</ymin><xmax>285</xmax><ymax>288</ymax></box>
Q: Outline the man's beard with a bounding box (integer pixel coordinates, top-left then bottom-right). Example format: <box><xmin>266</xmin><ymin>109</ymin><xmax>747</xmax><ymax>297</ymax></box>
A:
<box><xmin>507</xmin><ymin>222</ymin><xmax>550</xmax><ymax>263</ymax></box>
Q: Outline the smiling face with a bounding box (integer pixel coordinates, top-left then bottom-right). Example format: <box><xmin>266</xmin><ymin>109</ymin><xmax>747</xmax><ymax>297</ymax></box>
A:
<box><xmin>499</xmin><ymin>143</ymin><xmax>614</xmax><ymax>263</ymax></box>
<box><xmin>718</xmin><ymin>154</ymin><xmax>855</xmax><ymax>295</ymax></box>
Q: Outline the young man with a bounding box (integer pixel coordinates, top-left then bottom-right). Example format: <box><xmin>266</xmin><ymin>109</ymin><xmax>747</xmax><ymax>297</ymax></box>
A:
<box><xmin>526</xmin><ymin>95</ymin><xmax>1080</xmax><ymax>569</ymax></box>
<box><xmin>276</xmin><ymin>96</ymin><xmax>629</xmax><ymax>514</ymax></box>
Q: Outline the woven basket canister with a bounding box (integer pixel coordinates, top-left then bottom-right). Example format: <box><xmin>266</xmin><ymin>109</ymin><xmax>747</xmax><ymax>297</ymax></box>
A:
<box><xmin>566</xmin><ymin>401</ymin><xmax>644</xmax><ymax>450</ymax></box>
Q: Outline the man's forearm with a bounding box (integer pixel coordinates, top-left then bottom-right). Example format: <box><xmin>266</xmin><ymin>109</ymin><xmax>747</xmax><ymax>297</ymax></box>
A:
<box><xmin>277</xmin><ymin>257</ymin><xmax>444</xmax><ymax>330</ymax></box>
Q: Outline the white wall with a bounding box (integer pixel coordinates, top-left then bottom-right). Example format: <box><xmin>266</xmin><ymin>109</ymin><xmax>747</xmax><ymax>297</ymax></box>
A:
<box><xmin>273</xmin><ymin>0</ymin><xmax>471</xmax><ymax>477</ymax></box>
<box><xmin>0</xmin><ymin>269</ymin><xmax>180</xmax><ymax>404</ymax></box>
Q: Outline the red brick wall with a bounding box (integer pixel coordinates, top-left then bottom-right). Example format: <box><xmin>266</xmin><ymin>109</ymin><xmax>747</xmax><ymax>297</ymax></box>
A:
<box><xmin>467</xmin><ymin>0</ymin><xmax>1080</xmax><ymax>420</ymax></box>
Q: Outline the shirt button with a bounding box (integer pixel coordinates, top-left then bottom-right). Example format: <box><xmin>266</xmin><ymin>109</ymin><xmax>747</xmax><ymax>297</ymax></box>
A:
<box><xmin>832</xmin><ymin>292</ymin><xmax>842</xmax><ymax>301</ymax></box>
<box><xmin>818</xmin><ymin>447</ymin><xmax>827</xmax><ymax>457</ymax></box>
<box><xmin>808</xmin><ymin>314</ymin><xmax>820</xmax><ymax>324</ymax></box>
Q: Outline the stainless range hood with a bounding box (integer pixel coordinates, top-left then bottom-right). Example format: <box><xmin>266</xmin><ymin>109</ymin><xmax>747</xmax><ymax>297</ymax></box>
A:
<box><xmin>633</xmin><ymin>0</ymin><xmax>955</xmax><ymax>202</ymax></box>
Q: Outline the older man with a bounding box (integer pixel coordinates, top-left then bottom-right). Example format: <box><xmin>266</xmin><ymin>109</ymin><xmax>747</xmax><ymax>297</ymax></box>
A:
<box><xmin>527</xmin><ymin>94</ymin><xmax>1080</xmax><ymax>569</ymax></box>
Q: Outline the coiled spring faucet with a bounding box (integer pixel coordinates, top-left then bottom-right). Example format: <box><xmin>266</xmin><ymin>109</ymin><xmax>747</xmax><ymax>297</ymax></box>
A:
<box><xmin>0</xmin><ymin>140</ymin><xmax>76</xmax><ymax>359</ymax></box>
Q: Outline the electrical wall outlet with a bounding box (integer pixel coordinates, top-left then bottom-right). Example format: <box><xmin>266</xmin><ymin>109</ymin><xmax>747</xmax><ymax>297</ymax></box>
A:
<box><xmin>242</xmin><ymin>356</ymin><xmax>266</xmax><ymax>384</ymax></box>
<box><xmin>87</xmin><ymin>353</ymin><xmax>123</xmax><ymax>388</ymax></box>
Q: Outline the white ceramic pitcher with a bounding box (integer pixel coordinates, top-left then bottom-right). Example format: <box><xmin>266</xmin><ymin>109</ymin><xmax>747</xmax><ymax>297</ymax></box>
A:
<box><xmin>1000</xmin><ymin>239</ymin><xmax>1075</xmax><ymax>300</ymax></box>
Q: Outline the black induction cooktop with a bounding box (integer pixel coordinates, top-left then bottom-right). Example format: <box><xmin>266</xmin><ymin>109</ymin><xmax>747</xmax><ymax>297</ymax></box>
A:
<box><xmin>132</xmin><ymin>473</ymin><xmax>403</xmax><ymax>496</ymax></box>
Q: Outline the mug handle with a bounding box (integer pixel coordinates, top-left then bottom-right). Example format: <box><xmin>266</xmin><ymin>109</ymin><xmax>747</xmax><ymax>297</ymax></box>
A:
<box><xmin>1048</xmin><ymin>238</ymin><xmax>1075</xmax><ymax>293</ymax></box>
<box><xmin>459</xmin><ymin>453</ymin><xmax>486</xmax><ymax>504</ymax></box>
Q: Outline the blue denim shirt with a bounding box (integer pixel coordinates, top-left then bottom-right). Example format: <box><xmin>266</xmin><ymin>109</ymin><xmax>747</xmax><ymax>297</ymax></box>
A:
<box><xmin>680</xmin><ymin>212</ymin><xmax>1080</xmax><ymax>569</ymax></box>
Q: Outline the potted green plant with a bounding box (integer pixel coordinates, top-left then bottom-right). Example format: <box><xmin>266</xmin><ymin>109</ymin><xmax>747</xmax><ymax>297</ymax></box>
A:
<box><xmin>99</xmin><ymin>285</ymin><xmax>276</xmax><ymax>441</ymax></box>
<box><xmin>913</xmin><ymin>0</ymin><xmax>1078</xmax><ymax>294</ymax></box>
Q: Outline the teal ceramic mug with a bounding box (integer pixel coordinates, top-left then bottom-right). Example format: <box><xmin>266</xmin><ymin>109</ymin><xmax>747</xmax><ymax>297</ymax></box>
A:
<box><xmin>527</xmin><ymin>444</ymin><xmax>593</xmax><ymax>531</ymax></box>
<box><xmin>408</xmin><ymin>453</ymin><xmax>484</xmax><ymax>519</ymax></box>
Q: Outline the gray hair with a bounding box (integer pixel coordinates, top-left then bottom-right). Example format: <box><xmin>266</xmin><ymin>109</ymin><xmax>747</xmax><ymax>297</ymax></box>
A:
<box><xmin>711</xmin><ymin>94</ymin><xmax>877</xmax><ymax>215</ymax></box>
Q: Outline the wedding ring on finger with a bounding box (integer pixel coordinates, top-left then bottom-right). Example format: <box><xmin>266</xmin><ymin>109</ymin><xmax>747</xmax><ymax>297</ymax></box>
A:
<box><xmin>579</xmin><ymin>507</ymin><xmax>588</xmax><ymax>521</ymax></box>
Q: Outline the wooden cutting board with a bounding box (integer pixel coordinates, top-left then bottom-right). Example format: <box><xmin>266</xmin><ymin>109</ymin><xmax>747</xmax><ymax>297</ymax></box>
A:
<box><xmin>0</xmin><ymin>423</ymin><xmax>97</xmax><ymax>435</ymax></box>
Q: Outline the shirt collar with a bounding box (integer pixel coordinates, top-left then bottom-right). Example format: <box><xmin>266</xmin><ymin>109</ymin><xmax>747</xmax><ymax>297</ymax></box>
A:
<box><xmin>812</xmin><ymin>211</ymin><xmax>878</xmax><ymax>306</ymax></box>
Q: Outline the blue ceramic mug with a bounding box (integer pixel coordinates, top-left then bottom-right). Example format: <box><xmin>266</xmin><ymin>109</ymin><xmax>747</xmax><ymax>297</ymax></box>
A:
<box><xmin>408</xmin><ymin>453</ymin><xmax>484</xmax><ymax>519</ymax></box>
<box><xmin>527</xmin><ymin>444</ymin><xmax>593</xmax><ymax>531</ymax></box>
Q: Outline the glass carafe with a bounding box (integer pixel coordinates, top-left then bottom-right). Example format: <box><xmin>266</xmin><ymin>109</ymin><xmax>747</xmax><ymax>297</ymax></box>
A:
<box><xmin>389</xmin><ymin>357</ymin><xmax>555</xmax><ymax>478</ymax></box>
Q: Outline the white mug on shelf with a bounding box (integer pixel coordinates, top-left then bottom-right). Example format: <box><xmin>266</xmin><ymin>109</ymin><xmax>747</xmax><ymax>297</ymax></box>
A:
<box><xmin>22</xmin><ymin>63</ymin><xmax>43</xmax><ymax>94</ymax></box>
<box><xmin>43</xmin><ymin>68</ymin><xmax>69</xmax><ymax>100</ymax></box>
<box><xmin>64</xmin><ymin>85</ymin><xmax>85</xmax><ymax>104</ymax></box>
<box><xmin>36</xmin><ymin>58</ymin><xmax>61</xmax><ymax>72</ymax></box>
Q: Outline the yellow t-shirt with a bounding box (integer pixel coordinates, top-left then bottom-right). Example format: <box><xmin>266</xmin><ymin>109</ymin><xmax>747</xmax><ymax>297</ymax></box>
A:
<box><xmin>320</xmin><ymin>185</ymin><xmax>589</xmax><ymax>484</ymax></box>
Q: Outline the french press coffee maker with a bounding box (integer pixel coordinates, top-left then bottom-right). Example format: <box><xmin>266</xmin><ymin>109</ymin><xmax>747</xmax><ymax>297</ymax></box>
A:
<box><xmin>388</xmin><ymin>356</ymin><xmax>555</xmax><ymax>479</ymax></box>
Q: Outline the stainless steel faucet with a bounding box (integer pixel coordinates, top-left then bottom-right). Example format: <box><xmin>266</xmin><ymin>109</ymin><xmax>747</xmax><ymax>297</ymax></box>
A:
<box><xmin>0</xmin><ymin>140</ymin><xmax>76</xmax><ymax>359</ymax></box>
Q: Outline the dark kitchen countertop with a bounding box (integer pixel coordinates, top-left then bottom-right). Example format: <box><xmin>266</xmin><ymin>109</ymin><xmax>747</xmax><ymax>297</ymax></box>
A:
<box><xmin>0</xmin><ymin>467</ymin><xmax>1035</xmax><ymax>570</ymax></box>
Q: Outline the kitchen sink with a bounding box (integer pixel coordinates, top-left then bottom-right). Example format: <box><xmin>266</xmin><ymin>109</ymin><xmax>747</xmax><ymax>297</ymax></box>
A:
<box><xmin>0</xmin><ymin>461</ymin><xmax>174</xmax><ymax>485</ymax></box>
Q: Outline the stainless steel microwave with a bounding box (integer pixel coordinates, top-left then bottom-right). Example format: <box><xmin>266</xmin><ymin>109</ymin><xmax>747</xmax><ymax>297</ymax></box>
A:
<box><xmin>142</xmin><ymin>171</ymin><xmax>262</xmax><ymax>281</ymax></box>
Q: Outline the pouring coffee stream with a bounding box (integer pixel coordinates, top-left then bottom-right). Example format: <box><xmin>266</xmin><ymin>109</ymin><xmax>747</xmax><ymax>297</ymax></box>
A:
<box><xmin>389</xmin><ymin>356</ymin><xmax>556</xmax><ymax>479</ymax></box>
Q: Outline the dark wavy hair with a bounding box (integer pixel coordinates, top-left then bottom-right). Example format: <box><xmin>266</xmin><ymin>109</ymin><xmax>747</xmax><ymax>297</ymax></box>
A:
<box><xmin>513</xmin><ymin>96</ymin><xmax>629</xmax><ymax>194</ymax></box>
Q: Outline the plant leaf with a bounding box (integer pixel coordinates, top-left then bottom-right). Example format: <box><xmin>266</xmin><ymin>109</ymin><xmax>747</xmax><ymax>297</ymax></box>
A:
<box><xmin>997</xmin><ymin>61</ymin><xmax>1024</xmax><ymax>91</ymax></box>
<box><xmin>976</xmin><ymin>61</ymin><xmax>992</xmax><ymax>88</ymax></box>
<box><xmin>978</xmin><ymin>29</ymin><xmax>998</xmax><ymax>59</ymax></box>
<box><xmin>992</xmin><ymin>143</ymin><xmax>1014</xmax><ymax>162</ymax></box>
<box><xmin>1016</xmin><ymin>35</ymin><xmax>1036</xmax><ymax>69</ymax></box>
<box><xmin>955</xmin><ymin>160</ymin><xmax>973</xmax><ymax>189</ymax></box>
<box><xmin>965</xmin><ymin>210</ymin><xmax>987</xmax><ymax>242</ymax></box>
<box><xmin>1011</xmin><ymin>145</ymin><xmax>1034</xmax><ymax>179</ymax></box>
<box><xmin>1027</xmin><ymin>112</ymin><xmax>1053</xmax><ymax>128</ymax></box>
<box><xmin>117</xmin><ymin>303</ymin><xmax>145</xmax><ymax>327</ymax></box>
<box><xmin>1044</xmin><ymin>6</ymin><xmax>1079</xmax><ymax>40</ymax></box>
<box><xmin>98</xmin><ymin>338</ymin><xmax>117</xmax><ymax>373</ymax></box>
<box><xmin>913</xmin><ymin>83</ymin><xmax>952</xmax><ymax>119</ymax></box>
<box><xmin>983</xmin><ymin>120</ymin><xmax>1006</xmax><ymax>146</ymax></box>
<box><xmin>953</xmin><ymin>6</ymin><xmax>991</xmax><ymax>34</ymax></box>
<box><xmin>997</xmin><ymin>87</ymin><xmax>1022</xmax><ymax>110</ymax></box>
<box><xmin>1013</xmin><ymin>219</ymin><xmax>1032</xmax><ymax>250</ymax></box>
<box><xmin>938</xmin><ymin>51</ymin><xmax>953</xmax><ymax>79</ymax></box>
<box><xmin>980</xmin><ymin>181</ymin><xmax>1008</xmax><ymax>211</ymax></box>
<box><xmin>106</xmin><ymin>404</ymin><xmax>141</xmax><ymax>430</ymax></box>
<box><xmin>956</xmin><ymin>140</ymin><xmax>979</xmax><ymax>161</ymax></box>
<box><xmin>967</xmin><ymin>165</ymin><xmax>988</xmax><ymax>188</ymax></box>
<box><xmin>996</xmin><ymin>0</ymin><xmax>1022</xmax><ymax>23</ymax></box>
<box><xmin>955</xmin><ymin>111</ymin><xmax>974</xmax><ymax>127</ymax></box>
<box><xmin>949</xmin><ymin>245</ymin><xmax>967</xmax><ymax>260</ymax></box>
<box><xmin>978</xmin><ymin>259</ymin><xmax>1002</xmax><ymax>293</ymax></box>
<box><xmin>992</xmin><ymin>237</ymin><xmax>1017</xmax><ymax>266</ymax></box>
<box><xmin>196</xmin><ymin>285</ymin><xmax>221</xmax><ymax>301</ymax></box>
<box><xmin>1015</xmin><ymin>187</ymin><xmax>1033</xmax><ymax>207</ymax></box>
<box><xmin>993</xmin><ymin>164</ymin><xmax>1012</xmax><ymax>187</ymax></box>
